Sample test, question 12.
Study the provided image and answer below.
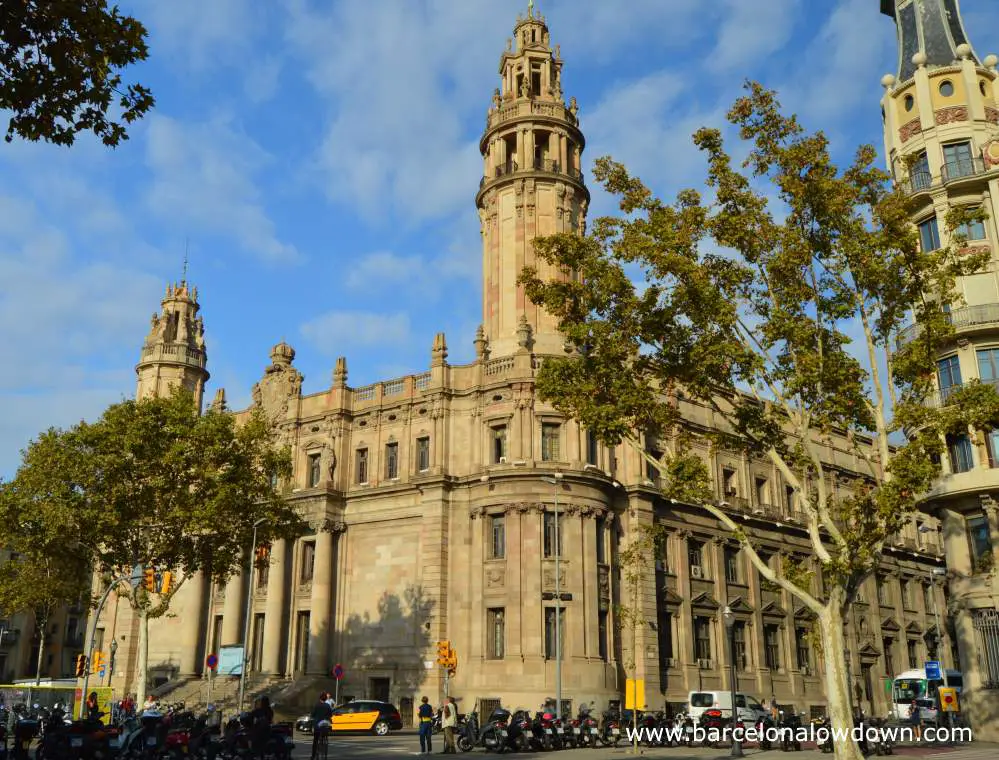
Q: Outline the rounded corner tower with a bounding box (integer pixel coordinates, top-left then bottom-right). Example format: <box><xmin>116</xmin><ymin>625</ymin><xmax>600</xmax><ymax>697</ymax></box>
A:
<box><xmin>476</xmin><ymin>2</ymin><xmax>590</xmax><ymax>359</ymax></box>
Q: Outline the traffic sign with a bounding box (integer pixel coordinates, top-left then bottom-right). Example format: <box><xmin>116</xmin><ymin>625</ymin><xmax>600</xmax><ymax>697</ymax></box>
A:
<box><xmin>206</xmin><ymin>653</ymin><xmax>219</xmax><ymax>670</ymax></box>
<box><xmin>925</xmin><ymin>661</ymin><xmax>941</xmax><ymax>680</ymax></box>
<box><xmin>938</xmin><ymin>687</ymin><xmax>959</xmax><ymax>712</ymax></box>
<box><xmin>333</xmin><ymin>663</ymin><xmax>344</xmax><ymax>681</ymax></box>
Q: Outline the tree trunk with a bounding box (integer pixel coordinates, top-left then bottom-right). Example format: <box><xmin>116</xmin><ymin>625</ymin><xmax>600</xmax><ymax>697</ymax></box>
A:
<box><xmin>819</xmin><ymin>604</ymin><xmax>864</xmax><ymax>760</ymax></box>
<box><xmin>34</xmin><ymin>613</ymin><xmax>48</xmax><ymax>686</ymax></box>
<box><xmin>135</xmin><ymin>606</ymin><xmax>149</xmax><ymax>707</ymax></box>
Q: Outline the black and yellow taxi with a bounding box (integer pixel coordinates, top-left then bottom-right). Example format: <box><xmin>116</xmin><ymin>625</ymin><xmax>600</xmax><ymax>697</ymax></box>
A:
<box><xmin>330</xmin><ymin>700</ymin><xmax>403</xmax><ymax>736</ymax></box>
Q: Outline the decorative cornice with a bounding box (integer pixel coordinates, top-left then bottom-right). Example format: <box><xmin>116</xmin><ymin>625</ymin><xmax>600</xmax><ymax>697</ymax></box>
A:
<box><xmin>935</xmin><ymin>106</ymin><xmax>968</xmax><ymax>126</ymax></box>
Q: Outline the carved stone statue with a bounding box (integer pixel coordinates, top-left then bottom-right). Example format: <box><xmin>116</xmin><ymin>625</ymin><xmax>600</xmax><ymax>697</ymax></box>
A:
<box><xmin>327</xmin><ymin>448</ymin><xmax>337</xmax><ymax>478</ymax></box>
<box><xmin>492</xmin><ymin>88</ymin><xmax>501</xmax><ymax>108</ymax></box>
<box><xmin>520</xmin><ymin>77</ymin><xmax>530</xmax><ymax>98</ymax></box>
<box><xmin>569</xmin><ymin>96</ymin><xmax>578</xmax><ymax>116</ymax></box>
<box><xmin>555</xmin><ymin>44</ymin><xmax>560</xmax><ymax>58</ymax></box>
<box><xmin>506</xmin><ymin>37</ymin><xmax>512</xmax><ymax>52</ymax></box>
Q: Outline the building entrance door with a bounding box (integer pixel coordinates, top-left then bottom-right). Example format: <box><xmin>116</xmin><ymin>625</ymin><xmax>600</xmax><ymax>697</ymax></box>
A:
<box><xmin>369</xmin><ymin>677</ymin><xmax>390</xmax><ymax>703</ymax></box>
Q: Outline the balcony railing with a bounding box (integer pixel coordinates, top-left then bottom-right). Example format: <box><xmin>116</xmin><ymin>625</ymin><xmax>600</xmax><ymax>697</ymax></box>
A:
<box><xmin>942</xmin><ymin>157</ymin><xmax>986</xmax><ymax>183</ymax></box>
<box><xmin>926</xmin><ymin>376</ymin><xmax>999</xmax><ymax>408</ymax></box>
<box><xmin>897</xmin><ymin>302</ymin><xmax>999</xmax><ymax>346</ymax></box>
<box><xmin>903</xmin><ymin>170</ymin><xmax>933</xmax><ymax>194</ymax></box>
<box><xmin>480</xmin><ymin>157</ymin><xmax>584</xmax><ymax>188</ymax></box>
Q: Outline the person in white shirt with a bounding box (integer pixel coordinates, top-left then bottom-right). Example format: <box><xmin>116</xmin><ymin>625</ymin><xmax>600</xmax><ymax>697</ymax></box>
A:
<box><xmin>441</xmin><ymin>698</ymin><xmax>457</xmax><ymax>754</ymax></box>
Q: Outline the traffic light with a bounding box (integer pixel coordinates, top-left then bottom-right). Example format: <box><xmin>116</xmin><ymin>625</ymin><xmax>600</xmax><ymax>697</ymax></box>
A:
<box><xmin>255</xmin><ymin>544</ymin><xmax>271</xmax><ymax>568</ymax></box>
<box><xmin>446</xmin><ymin>647</ymin><xmax>458</xmax><ymax>677</ymax></box>
<box><xmin>436</xmin><ymin>640</ymin><xmax>450</xmax><ymax>667</ymax></box>
<box><xmin>75</xmin><ymin>654</ymin><xmax>87</xmax><ymax>678</ymax></box>
<box><xmin>92</xmin><ymin>651</ymin><xmax>106</xmax><ymax>675</ymax></box>
<box><xmin>144</xmin><ymin>568</ymin><xmax>155</xmax><ymax>592</ymax></box>
<box><xmin>160</xmin><ymin>571</ymin><xmax>173</xmax><ymax>594</ymax></box>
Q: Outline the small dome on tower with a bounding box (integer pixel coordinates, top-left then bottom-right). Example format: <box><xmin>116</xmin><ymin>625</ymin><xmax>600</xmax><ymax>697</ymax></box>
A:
<box><xmin>270</xmin><ymin>341</ymin><xmax>296</xmax><ymax>365</ymax></box>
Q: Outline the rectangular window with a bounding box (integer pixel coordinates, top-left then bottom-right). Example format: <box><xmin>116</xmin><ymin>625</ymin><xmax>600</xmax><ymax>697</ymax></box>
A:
<box><xmin>486</xmin><ymin>608</ymin><xmax>505</xmax><ymax>659</ymax></box>
<box><xmin>646</xmin><ymin>448</ymin><xmax>662</xmax><ymax>482</ymax></box>
<box><xmin>755</xmin><ymin>477</ymin><xmax>769</xmax><ymax>507</ymax></box>
<box><xmin>943</xmin><ymin>141</ymin><xmax>975</xmax><ymax>179</ymax></box>
<box><xmin>901</xmin><ymin>580</ymin><xmax>912</xmax><ymax>609</ymax></box>
<box><xmin>586</xmin><ymin>430</ymin><xmax>599</xmax><ymax>465</ymax></box>
<box><xmin>884</xmin><ymin>637</ymin><xmax>895</xmax><ymax>676</ymax></box>
<box><xmin>907</xmin><ymin>639</ymin><xmax>919</xmax><ymax>669</ymax></box>
<box><xmin>722</xmin><ymin>468</ymin><xmax>737</xmax><ymax>497</ymax></box>
<box><xmin>598</xmin><ymin>610</ymin><xmax>609</xmax><ymax>661</ymax></box>
<box><xmin>307</xmin><ymin>453</ymin><xmax>321</xmax><ymax>488</ymax></box>
<box><xmin>544</xmin><ymin>607</ymin><xmax>565</xmax><ymax>660</ymax></box>
<box><xmin>919</xmin><ymin>216</ymin><xmax>942</xmax><ymax>252</ymax></box>
<box><xmin>543</xmin><ymin>512</ymin><xmax>562</xmax><ymax>558</ymax></box>
<box><xmin>911</xmin><ymin>151</ymin><xmax>931</xmax><ymax>190</ymax></box>
<box><xmin>492</xmin><ymin>425</ymin><xmax>508</xmax><ymax>463</ymax></box>
<box><xmin>355</xmin><ymin>448</ymin><xmax>368</xmax><ymax>484</ymax></box>
<box><xmin>764</xmin><ymin>624</ymin><xmax>781</xmax><ymax>670</ymax></box>
<box><xmin>688</xmin><ymin>541</ymin><xmax>704</xmax><ymax>576</ymax></box>
<box><xmin>947</xmin><ymin>434</ymin><xmax>974</xmax><ymax>473</ymax></box>
<box><xmin>595</xmin><ymin>517</ymin><xmax>606</xmax><ymax>564</ymax></box>
<box><xmin>937</xmin><ymin>354</ymin><xmax>962</xmax><ymax>399</ymax></box>
<box><xmin>416</xmin><ymin>436</ymin><xmax>430</xmax><ymax>472</ymax></box>
<box><xmin>694</xmin><ymin>616</ymin><xmax>712</xmax><ymax>661</ymax></box>
<box><xmin>796</xmin><ymin>628</ymin><xmax>810</xmax><ymax>670</ymax></box>
<box><xmin>968</xmin><ymin>514</ymin><xmax>993</xmax><ymax>565</ymax></box>
<box><xmin>785</xmin><ymin>485</ymin><xmax>796</xmax><ymax>512</ymax></box>
<box><xmin>956</xmin><ymin>216</ymin><xmax>987</xmax><ymax>241</ymax></box>
<box><xmin>541</xmin><ymin>423</ymin><xmax>561</xmax><ymax>462</ymax></box>
<box><xmin>732</xmin><ymin>621</ymin><xmax>747</xmax><ymax>669</ymax></box>
<box><xmin>978</xmin><ymin>348</ymin><xmax>999</xmax><ymax>382</ymax></box>
<box><xmin>385</xmin><ymin>442</ymin><xmax>399</xmax><ymax>479</ymax></box>
<box><xmin>725</xmin><ymin>547</ymin><xmax>740</xmax><ymax>584</ymax></box>
<box><xmin>923</xmin><ymin>583</ymin><xmax>933</xmax><ymax>611</ymax></box>
<box><xmin>212</xmin><ymin>615</ymin><xmax>223</xmax><ymax>652</ymax></box>
<box><xmin>877</xmin><ymin>576</ymin><xmax>890</xmax><ymax>606</ymax></box>
<box><xmin>490</xmin><ymin>515</ymin><xmax>505</xmax><ymax>559</ymax></box>
<box><xmin>300</xmin><ymin>540</ymin><xmax>316</xmax><ymax>584</ymax></box>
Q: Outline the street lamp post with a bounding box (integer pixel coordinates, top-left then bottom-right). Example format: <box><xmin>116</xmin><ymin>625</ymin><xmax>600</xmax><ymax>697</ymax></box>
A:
<box><xmin>541</xmin><ymin>473</ymin><xmax>563</xmax><ymax>719</ymax></box>
<box><xmin>722</xmin><ymin>606</ymin><xmax>743</xmax><ymax>757</ymax></box>
<box><xmin>108</xmin><ymin>639</ymin><xmax>118</xmax><ymax>687</ymax></box>
<box><xmin>237</xmin><ymin>518</ymin><xmax>266</xmax><ymax>714</ymax></box>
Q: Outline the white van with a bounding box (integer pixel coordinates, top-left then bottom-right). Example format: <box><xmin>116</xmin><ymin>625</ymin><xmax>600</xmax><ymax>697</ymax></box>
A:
<box><xmin>687</xmin><ymin>691</ymin><xmax>768</xmax><ymax>723</ymax></box>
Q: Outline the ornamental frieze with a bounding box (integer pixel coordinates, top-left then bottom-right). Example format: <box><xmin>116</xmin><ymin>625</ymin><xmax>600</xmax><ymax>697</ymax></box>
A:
<box><xmin>898</xmin><ymin>118</ymin><xmax>922</xmax><ymax>143</ymax></box>
<box><xmin>935</xmin><ymin>106</ymin><xmax>968</xmax><ymax>125</ymax></box>
<box><xmin>485</xmin><ymin>568</ymin><xmax>505</xmax><ymax>588</ymax></box>
<box><xmin>986</xmin><ymin>107</ymin><xmax>999</xmax><ymax>125</ymax></box>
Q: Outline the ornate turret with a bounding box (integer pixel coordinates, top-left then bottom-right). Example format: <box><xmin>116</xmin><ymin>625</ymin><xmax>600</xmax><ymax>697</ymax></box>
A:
<box><xmin>135</xmin><ymin>279</ymin><xmax>209</xmax><ymax>409</ymax></box>
<box><xmin>881</xmin><ymin>0</ymin><xmax>980</xmax><ymax>82</ymax></box>
<box><xmin>475</xmin><ymin>1</ymin><xmax>589</xmax><ymax>359</ymax></box>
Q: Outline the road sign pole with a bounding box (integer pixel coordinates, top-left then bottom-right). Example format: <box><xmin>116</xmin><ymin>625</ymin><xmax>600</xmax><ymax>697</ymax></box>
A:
<box><xmin>334</xmin><ymin>678</ymin><xmax>340</xmax><ymax>707</ymax></box>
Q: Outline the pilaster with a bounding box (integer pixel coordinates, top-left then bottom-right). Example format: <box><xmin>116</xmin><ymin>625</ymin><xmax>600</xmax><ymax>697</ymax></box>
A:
<box><xmin>262</xmin><ymin>539</ymin><xmax>287</xmax><ymax>675</ymax></box>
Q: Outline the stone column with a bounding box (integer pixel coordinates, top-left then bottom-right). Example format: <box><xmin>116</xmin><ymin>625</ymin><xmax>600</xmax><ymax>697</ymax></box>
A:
<box><xmin>178</xmin><ymin>571</ymin><xmax>207</xmax><ymax>676</ymax></box>
<box><xmin>559</xmin><ymin>133</ymin><xmax>568</xmax><ymax>173</ymax></box>
<box><xmin>984</xmin><ymin>499</ymin><xmax>999</xmax><ymax>565</ymax></box>
<box><xmin>308</xmin><ymin>529</ymin><xmax>334</xmax><ymax>674</ymax></box>
<box><xmin>221</xmin><ymin>569</ymin><xmax>245</xmax><ymax>648</ymax></box>
<box><xmin>261</xmin><ymin>539</ymin><xmax>287</xmax><ymax>675</ymax></box>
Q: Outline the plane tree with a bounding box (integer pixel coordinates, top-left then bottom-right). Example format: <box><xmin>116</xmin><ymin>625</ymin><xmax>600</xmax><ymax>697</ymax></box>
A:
<box><xmin>0</xmin><ymin>387</ymin><xmax>304</xmax><ymax>705</ymax></box>
<box><xmin>520</xmin><ymin>82</ymin><xmax>991</xmax><ymax>759</ymax></box>
<box><xmin>1</xmin><ymin>0</ymin><xmax>153</xmax><ymax>146</ymax></box>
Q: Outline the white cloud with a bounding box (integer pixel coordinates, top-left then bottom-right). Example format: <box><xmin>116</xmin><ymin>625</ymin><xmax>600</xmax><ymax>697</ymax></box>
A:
<box><xmin>244</xmin><ymin>55</ymin><xmax>283</xmax><ymax>104</ymax></box>
<box><xmin>300</xmin><ymin>311</ymin><xmax>413</xmax><ymax>355</ymax></box>
<box><xmin>707</xmin><ymin>0</ymin><xmax>802</xmax><ymax>73</ymax></box>
<box><xmin>143</xmin><ymin>113</ymin><xmax>299</xmax><ymax>263</ymax></box>
<box><xmin>140</xmin><ymin>0</ymin><xmax>267</xmax><ymax>72</ymax></box>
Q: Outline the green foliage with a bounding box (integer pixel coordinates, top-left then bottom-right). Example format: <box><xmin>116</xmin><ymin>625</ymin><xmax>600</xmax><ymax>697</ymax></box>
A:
<box><xmin>520</xmin><ymin>81</ymin><xmax>991</xmax><ymax>614</ymax></box>
<box><xmin>1</xmin><ymin>0</ymin><xmax>154</xmax><ymax>146</ymax></box>
<box><xmin>1</xmin><ymin>387</ymin><xmax>305</xmax><ymax>613</ymax></box>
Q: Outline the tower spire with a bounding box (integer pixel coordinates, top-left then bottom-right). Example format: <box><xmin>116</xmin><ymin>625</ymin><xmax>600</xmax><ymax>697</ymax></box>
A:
<box><xmin>881</xmin><ymin>0</ymin><xmax>980</xmax><ymax>81</ymax></box>
<box><xmin>475</xmin><ymin>6</ymin><xmax>588</xmax><ymax>359</ymax></box>
<box><xmin>182</xmin><ymin>239</ymin><xmax>189</xmax><ymax>284</ymax></box>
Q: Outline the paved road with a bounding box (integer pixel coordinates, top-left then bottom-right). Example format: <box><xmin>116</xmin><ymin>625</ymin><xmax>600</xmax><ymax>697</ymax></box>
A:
<box><xmin>293</xmin><ymin>731</ymin><xmax>998</xmax><ymax>760</ymax></box>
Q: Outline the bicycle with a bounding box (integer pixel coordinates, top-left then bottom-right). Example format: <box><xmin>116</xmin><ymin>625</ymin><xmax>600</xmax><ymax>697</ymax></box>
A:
<box><xmin>312</xmin><ymin>721</ymin><xmax>330</xmax><ymax>760</ymax></box>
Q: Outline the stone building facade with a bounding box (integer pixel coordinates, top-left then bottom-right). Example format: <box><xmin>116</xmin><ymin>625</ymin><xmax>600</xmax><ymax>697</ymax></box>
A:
<box><xmin>879</xmin><ymin>0</ymin><xmax>999</xmax><ymax>739</ymax></box>
<box><xmin>90</xmin><ymin>3</ymin><xmax>948</xmax><ymax>720</ymax></box>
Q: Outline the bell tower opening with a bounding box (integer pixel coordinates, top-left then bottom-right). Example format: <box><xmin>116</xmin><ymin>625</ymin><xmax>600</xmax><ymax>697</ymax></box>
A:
<box><xmin>475</xmin><ymin>2</ymin><xmax>589</xmax><ymax>359</ymax></box>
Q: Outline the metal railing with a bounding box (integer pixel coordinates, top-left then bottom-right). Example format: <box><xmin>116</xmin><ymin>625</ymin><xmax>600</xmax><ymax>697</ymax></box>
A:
<box><xmin>942</xmin><ymin>156</ymin><xmax>986</xmax><ymax>183</ymax></box>
<box><xmin>897</xmin><ymin>302</ymin><xmax>999</xmax><ymax>346</ymax></box>
<box><xmin>972</xmin><ymin>608</ymin><xmax>999</xmax><ymax>689</ymax></box>
<box><xmin>481</xmin><ymin>158</ymin><xmax>583</xmax><ymax>188</ymax></box>
<box><xmin>904</xmin><ymin>171</ymin><xmax>933</xmax><ymax>193</ymax></box>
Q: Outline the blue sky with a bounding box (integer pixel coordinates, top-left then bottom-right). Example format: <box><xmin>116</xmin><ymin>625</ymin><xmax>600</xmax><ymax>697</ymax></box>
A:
<box><xmin>1</xmin><ymin>0</ymin><xmax>997</xmax><ymax>478</ymax></box>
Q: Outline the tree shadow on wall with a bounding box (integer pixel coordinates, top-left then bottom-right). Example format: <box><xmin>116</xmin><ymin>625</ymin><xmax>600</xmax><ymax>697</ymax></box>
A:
<box><xmin>292</xmin><ymin>585</ymin><xmax>435</xmax><ymax>724</ymax></box>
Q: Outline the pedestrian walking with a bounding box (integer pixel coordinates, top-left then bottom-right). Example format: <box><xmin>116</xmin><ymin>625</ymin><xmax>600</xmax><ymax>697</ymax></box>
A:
<box><xmin>418</xmin><ymin>696</ymin><xmax>434</xmax><ymax>754</ymax></box>
<box><xmin>441</xmin><ymin>697</ymin><xmax>457</xmax><ymax>754</ymax></box>
<box><xmin>908</xmin><ymin>699</ymin><xmax>922</xmax><ymax>741</ymax></box>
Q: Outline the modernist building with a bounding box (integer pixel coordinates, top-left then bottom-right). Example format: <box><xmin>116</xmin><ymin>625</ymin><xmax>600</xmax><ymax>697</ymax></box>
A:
<box><xmin>880</xmin><ymin>0</ymin><xmax>999</xmax><ymax>739</ymax></box>
<box><xmin>90</xmin><ymin>3</ymin><xmax>948</xmax><ymax>721</ymax></box>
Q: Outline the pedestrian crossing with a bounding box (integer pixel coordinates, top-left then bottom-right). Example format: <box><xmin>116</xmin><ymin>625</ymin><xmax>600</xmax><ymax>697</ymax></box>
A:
<box><xmin>926</xmin><ymin>748</ymin><xmax>999</xmax><ymax>760</ymax></box>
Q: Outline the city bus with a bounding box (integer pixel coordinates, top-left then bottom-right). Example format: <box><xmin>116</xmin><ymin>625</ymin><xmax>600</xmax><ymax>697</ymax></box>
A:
<box><xmin>891</xmin><ymin>669</ymin><xmax>963</xmax><ymax>723</ymax></box>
